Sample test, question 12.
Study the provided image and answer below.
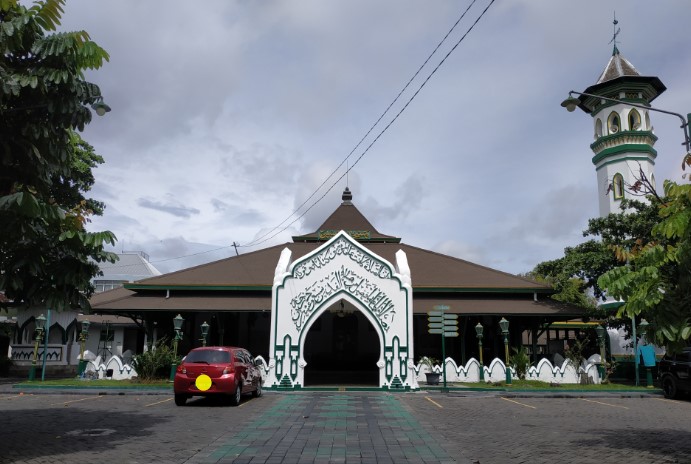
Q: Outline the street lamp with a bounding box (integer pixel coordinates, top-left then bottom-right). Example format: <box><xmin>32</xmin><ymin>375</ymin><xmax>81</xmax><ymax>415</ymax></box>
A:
<box><xmin>200</xmin><ymin>321</ymin><xmax>209</xmax><ymax>347</ymax></box>
<box><xmin>78</xmin><ymin>319</ymin><xmax>91</xmax><ymax>376</ymax></box>
<box><xmin>561</xmin><ymin>90</ymin><xmax>691</xmax><ymax>158</ymax></box>
<box><xmin>595</xmin><ymin>324</ymin><xmax>607</xmax><ymax>381</ymax></box>
<box><xmin>170</xmin><ymin>314</ymin><xmax>184</xmax><ymax>381</ymax></box>
<box><xmin>499</xmin><ymin>317</ymin><xmax>511</xmax><ymax>385</ymax></box>
<box><xmin>475</xmin><ymin>323</ymin><xmax>485</xmax><ymax>381</ymax></box>
<box><xmin>28</xmin><ymin>314</ymin><xmax>46</xmax><ymax>381</ymax></box>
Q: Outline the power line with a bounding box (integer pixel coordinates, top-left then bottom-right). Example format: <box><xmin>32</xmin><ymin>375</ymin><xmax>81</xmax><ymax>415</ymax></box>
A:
<box><xmin>239</xmin><ymin>0</ymin><xmax>497</xmax><ymax>248</ymax></box>
<box><xmin>134</xmin><ymin>0</ymin><xmax>497</xmax><ymax>265</ymax></box>
<box><xmin>239</xmin><ymin>0</ymin><xmax>480</xmax><ymax>248</ymax></box>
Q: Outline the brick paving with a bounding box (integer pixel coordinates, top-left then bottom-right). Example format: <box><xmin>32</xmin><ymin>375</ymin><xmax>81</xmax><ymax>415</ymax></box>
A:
<box><xmin>187</xmin><ymin>393</ymin><xmax>460</xmax><ymax>464</ymax></box>
<box><xmin>1</xmin><ymin>386</ymin><xmax>689</xmax><ymax>464</ymax></box>
<box><xmin>399</xmin><ymin>392</ymin><xmax>691</xmax><ymax>464</ymax></box>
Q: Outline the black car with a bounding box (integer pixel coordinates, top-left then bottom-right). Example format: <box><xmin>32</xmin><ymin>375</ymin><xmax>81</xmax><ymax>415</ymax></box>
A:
<box><xmin>658</xmin><ymin>347</ymin><xmax>691</xmax><ymax>399</ymax></box>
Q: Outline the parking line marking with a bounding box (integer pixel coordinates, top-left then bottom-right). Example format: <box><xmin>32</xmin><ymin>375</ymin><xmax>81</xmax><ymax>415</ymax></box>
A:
<box><xmin>3</xmin><ymin>394</ymin><xmax>32</xmax><ymax>400</ymax></box>
<box><xmin>578</xmin><ymin>398</ymin><xmax>628</xmax><ymax>409</ymax></box>
<box><xmin>144</xmin><ymin>398</ymin><xmax>173</xmax><ymax>407</ymax></box>
<box><xmin>654</xmin><ymin>397</ymin><xmax>688</xmax><ymax>404</ymax></box>
<box><xmin>500</xmin><ymin>397</ymin><xmax>537</xmax><ymax>409</ymax></box>
<box><xmin>50</xmin><ymin>396</ymin><xmax>104</xmax><ymax>406</ymax></box>
<box><xmin>425</xmin><ymin>396</ymin><xmax>443</xmax><ymax>408</ymax></box>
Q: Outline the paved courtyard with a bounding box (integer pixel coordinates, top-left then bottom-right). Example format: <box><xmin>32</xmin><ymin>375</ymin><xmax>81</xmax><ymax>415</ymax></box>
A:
<box><xmin>1</xmin><ymin>388</ymin><xmax>690</xmax><ymax>464</ymax></box>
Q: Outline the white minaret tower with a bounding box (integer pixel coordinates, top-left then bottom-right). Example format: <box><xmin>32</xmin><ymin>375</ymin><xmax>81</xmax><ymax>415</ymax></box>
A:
<box><xmin>572</xmin><ymin>19</ymin><xmax>666</xmax><ymax>217</ymax></box>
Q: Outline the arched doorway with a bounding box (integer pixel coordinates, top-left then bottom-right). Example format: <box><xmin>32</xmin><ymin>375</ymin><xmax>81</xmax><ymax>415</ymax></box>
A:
<box><xmin>303</xmin><ymin>300</ymin><xmax>380</xmax><ymax>386</ymax></box>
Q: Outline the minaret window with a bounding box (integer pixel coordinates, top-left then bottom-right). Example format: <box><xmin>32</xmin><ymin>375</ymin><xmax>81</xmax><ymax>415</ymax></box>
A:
<box><xmin>612</xmin><ymin>173</ymin><xmax>625</xmax><ymax>200</ymax></box>
<box><xmin>608</xmin><ymin>112</ymin><xmax>620</xmax><ymax>134</ymax></box>
<box><xmin>645</xmin><ymin>112</ymin><xmax>651</xmax><ymax>131</ymax></box>
<box><xmin>628</xmin><ymin>109</ymin><xmax>641</xmax><ymax>130</ymax></box>
<box><xmin>595</xmin><ymin>118</ymin><xmax>603</xmax><ymax>138</ymax></box>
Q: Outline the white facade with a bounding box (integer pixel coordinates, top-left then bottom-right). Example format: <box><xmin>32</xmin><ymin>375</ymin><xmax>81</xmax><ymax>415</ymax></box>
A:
<box><xmin>267</xmin><ymin>231</ymin><xmax>418</xmax><ymax>390</ymax></box>
<box><xmin>590</xmin><ymin>99</ymin><xmax>656</xmax><ymax>216</ymax></box>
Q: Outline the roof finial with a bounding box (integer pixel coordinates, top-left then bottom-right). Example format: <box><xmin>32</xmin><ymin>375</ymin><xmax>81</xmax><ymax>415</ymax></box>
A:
<box><xmin>341</xmin><ymin>186</ymin><xmax>352</xmax><ymax>205</ymax></box>
<box><xmin>609</xmin><ymin>12</ymin><xmax>620</xmax><ymax>56</ymax></box>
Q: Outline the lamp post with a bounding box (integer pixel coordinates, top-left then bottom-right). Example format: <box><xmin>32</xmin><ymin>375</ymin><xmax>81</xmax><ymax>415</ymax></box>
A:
<box><xmin>499</xmin><ymin>317</ymin><xmax>511</xmax><ymax>385</ymax></box>
<box><xmin>561</xmin><ymin>91</ymin><xmax>691</xmax><ymax>158</ymax></box>
<box><xmin>475</xmin><ymin>323</ymin><xmax>485</xmax><ymax>381</ymax></box>
<box><xmin>28</xmin><ymin>314</ymin><xmax>46</xmax><ymax>381</ymax></box>
<box><xmin>170</xmin><ymin>314</ymin><xmax>184</xmax><ymax>381</ymax></box>
<box><xmin>595</xmin><ymin>325</ymin><xmax>607</xmax><ymax>381</ymax></box>
<box><xmin>638</xmin><ymin>319</ymin><xmax>653</xmax><ymax>388</ymax></box>
<box><xmin>78</xmin><ymin>319</ymin><xmax>91</xmax><ymax>377</ymax></box>
<box><xmin>200</xmin><ymin>321</ymin><xmax>209</xmax><ymax>347</ymax></box>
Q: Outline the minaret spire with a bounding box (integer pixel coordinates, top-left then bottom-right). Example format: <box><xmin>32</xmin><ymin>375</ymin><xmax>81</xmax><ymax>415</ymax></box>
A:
<box><xmin>609</xmin><ymin>12</ymin><xmax>621</xmax><ymax>56</ymax></box>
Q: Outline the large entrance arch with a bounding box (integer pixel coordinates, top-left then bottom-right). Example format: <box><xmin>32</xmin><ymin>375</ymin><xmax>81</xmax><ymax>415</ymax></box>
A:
<box><xmin>266</xmin><ymin>231</ymin><xmax>417</xmax><ymax>390</ymax></box>
<box><xmin>303</xmin><ymin>299</ymin><xmax>380</xmax><ymax>386</ymax></box>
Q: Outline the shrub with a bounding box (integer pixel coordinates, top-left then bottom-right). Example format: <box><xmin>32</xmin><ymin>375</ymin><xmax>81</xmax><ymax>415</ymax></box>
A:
<box><xmin>511</xmin><ymin>346</ymin><xmax>531</xmax><ymax>380</ymax></box>
<box><xmin>131</xmin><ymin>338</ymin><xmax>177</xmax><ymax>381</ymax></box>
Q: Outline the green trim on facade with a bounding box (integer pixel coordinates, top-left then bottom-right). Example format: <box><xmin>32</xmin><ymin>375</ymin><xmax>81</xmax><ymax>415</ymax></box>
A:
<box><xmin>591</xmin><ymin>144</ymin><xmax>657</xmax><ymax>166</ymax></box>
<box><xmin>590</xmin><ymin>131</ymin><xmax>657</xmax><ymax>153</ymax></box>
<box><xmin>594</xmin><ymin>156</ymin><xmax>656</xmax><ymax>171</ymax></box>
<box><xmin>413</xmin><ymin>287</ymin><xmax>551</xmax><ymax>294</ymax></box>
<box><xmin>123</xmin><ymin>284</ymin><xmax>271</xmax><ymax>291</ymax></box>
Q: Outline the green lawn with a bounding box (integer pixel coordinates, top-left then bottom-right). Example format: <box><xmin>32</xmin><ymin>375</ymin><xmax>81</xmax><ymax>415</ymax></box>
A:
<box><xmin>15</xmin><ymin>378</ymin><xmax>172</xmax><ymax>388</ymax></box>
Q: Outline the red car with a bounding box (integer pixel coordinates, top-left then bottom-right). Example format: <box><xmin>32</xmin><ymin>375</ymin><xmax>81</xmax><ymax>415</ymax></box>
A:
<box><xmin>173</xmin><ymin>346</ymin><xmax>263</xmax><ymax>406</ymax></box>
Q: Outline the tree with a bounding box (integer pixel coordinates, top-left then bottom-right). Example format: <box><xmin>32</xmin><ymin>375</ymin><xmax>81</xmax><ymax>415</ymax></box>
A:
<box><xmin>528</xmin><ymin>199</ymin><xmax>658</xmax><ymax>314</ymax></box>
<box><xmin>599</xmin><ymin>180</ymin><xmax>691</xmax><ymax>353</ymax></box>
<box><xmin>0</xmin><ymin>0</ymin><xmax>116</xmax><ymax>311</ymax></box>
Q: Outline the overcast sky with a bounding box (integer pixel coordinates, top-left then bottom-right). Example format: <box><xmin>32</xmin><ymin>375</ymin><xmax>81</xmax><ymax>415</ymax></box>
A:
<box><xmin>59</xmin><ymin>0</ymin><xmax>691</xmax><ymax>277</ymax></box>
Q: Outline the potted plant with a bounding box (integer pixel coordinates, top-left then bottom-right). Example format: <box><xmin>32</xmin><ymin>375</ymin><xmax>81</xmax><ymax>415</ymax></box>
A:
<box><xmin>419</xmin><ymin>356</ymin><xmax>441</xmax><ymax>385</ymax></box>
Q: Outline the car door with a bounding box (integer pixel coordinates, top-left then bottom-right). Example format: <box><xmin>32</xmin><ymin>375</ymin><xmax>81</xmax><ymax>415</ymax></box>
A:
<box><xmin>234</xmin><ymin>349</ymin><xmax>251</xmax><ymax>393</ymax></box>
<box><xmin>243</xmin><ymin>349</ymin><xmax>259</xmax><ymax>388</ymax></box>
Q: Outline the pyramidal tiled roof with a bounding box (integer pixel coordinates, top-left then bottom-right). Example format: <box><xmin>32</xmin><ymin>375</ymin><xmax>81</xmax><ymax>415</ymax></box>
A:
<box><xmin>595</xmin><ymin>46</ymin><xmax>641</xmax><ymax>84</ymax></box>
<box><xmin>292</xmin><ymin>187</ymin><xmax>400</xmax><ymax>243</ymax></box>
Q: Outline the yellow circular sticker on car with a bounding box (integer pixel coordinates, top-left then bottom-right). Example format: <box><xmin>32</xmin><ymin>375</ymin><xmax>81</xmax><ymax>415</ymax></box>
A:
<box><xmin>195</xmin><ymin>374</ymin><xmax>211</xmax><ymax>391</ymax></box>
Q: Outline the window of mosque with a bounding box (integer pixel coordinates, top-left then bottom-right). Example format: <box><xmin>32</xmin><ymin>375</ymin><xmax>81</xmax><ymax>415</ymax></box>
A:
<box><xmin>612</xmin><ymin>173</ymin><xmax>625</xmax><ymax>200</ymax></box>
<box><xmin>628</xmin><ymin>109</ymin><xmax>641</xmax><ymax>130</ymax></box>
<box><xmin>645</xmin><ymin>112</ymin><xmax>651</xmax><ymax>131</ymax></box>
<box><xmin>595</xmin><ymin>118</ymin><xmax>603</xmax><ymax>138</ymax></box>
<box><xmin>608</xmin><ymin>112</ymin><xmax>620</xmax><ymax>134</ymax></box>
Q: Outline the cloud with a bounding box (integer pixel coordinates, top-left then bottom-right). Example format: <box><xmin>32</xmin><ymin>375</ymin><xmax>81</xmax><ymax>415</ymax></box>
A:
<box><xmin>137</xmin><ymin>197</ymin><xmax>201</xmax><ymax>218</ymax></box>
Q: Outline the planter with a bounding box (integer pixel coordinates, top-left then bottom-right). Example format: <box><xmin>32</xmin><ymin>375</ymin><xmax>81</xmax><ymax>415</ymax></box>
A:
<box><xmin>425</xmin><ymin>372</ymin><xmax>441</xmax><ymax>385</ymax></box>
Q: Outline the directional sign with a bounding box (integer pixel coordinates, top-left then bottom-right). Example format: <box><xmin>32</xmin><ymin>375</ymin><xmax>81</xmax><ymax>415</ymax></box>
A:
<box><xmin>428</xmin><ymin>310</ymin><xmax>443</xmax><ymax>317</ymax></box>
<box><xmin>428</xmin><ymin>328</ymin><xmax>444</xmax><ymax>334</ymax></box>
<box><xmin>428</xmin><ymin>316</ymin><xmax>444</xmax><ymax>323</ymax></box>
<box><xmin>428</xmin><ymin>322</ymin><xmax>444</xmax><ymax>329</ymax></box>
<box><xmin>443</xmin><ymin>314</ymin><xmax>459</xmax><ymax>321</ymax></box>
<box><xmin>443</xmin><ymin>332</ymin><xmax>459</xmax><ymax>337</ymax></box>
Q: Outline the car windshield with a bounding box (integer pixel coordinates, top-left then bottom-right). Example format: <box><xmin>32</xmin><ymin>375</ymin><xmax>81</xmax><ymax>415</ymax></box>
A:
<box><xmin>185</xmin><ymin>350</ymin><xmax>231</xmax><ymax>364</ymax></box>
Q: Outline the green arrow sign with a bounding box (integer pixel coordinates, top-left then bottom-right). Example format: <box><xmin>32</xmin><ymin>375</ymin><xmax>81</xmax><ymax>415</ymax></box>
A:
<box><xmin>428</xmin><ymin>310</ymin><xmax>443</xmax><ymax>317</ymax></box>
<box><xmin>444</xmin><ymin>332</ymin><xmax>459</xmax><ymax>337</ymax></box>
<box><xmin>428</xmin><ymin>328</ymin><xmax>444</xmax><ymax>334</ymax></box>
<box><xmin>428</xmin><ymin>322</ymin><xmax>444</xmax><ymax>329</ymax></box>
<box><xmin>428</xmin><ymin>316</ymin><xmax>443</xmax><ymax>323</ymax></box>
<box><xmin>443</xmin><ymin>314</ymin><xmax>459</xmax><ymax>320</ymax></box>
<box><xmin>444</xmin><ymin>321</ymin><xmax>458</xmax><ymax>327</ymax></box>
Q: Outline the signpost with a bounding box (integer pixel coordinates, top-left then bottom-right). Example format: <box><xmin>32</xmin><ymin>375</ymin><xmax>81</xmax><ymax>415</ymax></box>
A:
<box><xmin>427</xmin><ymin>305</ymin><xmax>459</xmax><ymax>390</ymax></box>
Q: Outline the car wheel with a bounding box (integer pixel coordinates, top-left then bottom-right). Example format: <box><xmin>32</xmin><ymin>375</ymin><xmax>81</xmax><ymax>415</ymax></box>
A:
<box><xmin>253</xmin><ymin>381</ymin><xmax>262</xmax><ymax>398</ymax></box>
<box><xmin>662</xmin><ymin>376</ymin><xmax>679</xmax><ymax>399</ymax></box>
<box><xmin>174</xmin><ymin>394</ymin><xmax>187</xmax><ymax>406</ymax></box>
<box><xmin>230</xmin><ymin>384</ymin><xmax>242</xmax><ymax>406</ymax></box>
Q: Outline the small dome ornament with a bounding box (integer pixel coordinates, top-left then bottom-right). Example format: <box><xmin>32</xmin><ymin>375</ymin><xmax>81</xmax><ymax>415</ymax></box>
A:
<box><xmin>341</xmin><ymin>187</ymin><xmax>353</xmax><ymax>205</ymax></box>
